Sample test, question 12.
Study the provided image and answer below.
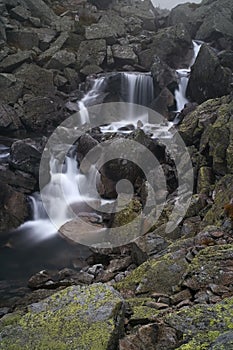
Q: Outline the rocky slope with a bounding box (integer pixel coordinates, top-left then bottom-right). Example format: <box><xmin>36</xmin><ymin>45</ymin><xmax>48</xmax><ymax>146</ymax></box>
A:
<box><xmin>0</xmin><ymin>0</ymin><xmax>233</xmax><ymax>349</ymax></box>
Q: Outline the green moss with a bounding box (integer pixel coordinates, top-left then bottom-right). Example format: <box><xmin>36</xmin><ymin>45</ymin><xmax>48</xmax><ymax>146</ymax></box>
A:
<box><xmin>0</xmin><ymin>285</ymin><xmax>124</xmax><ymax>350</ymax></box>
<box><xmin>116</xmin><ymin>251</ymin><xmax>188</xmax><ymax>295</ymax></box>
<box><xmin>166</xmin><ymin>297</ymin><xmax>233</xmax><ymax>350</ymax></box>
<box><xmin>127</xmin><ymin>297</ymin><xmax>160</xmax><ymax>323</ymax></box>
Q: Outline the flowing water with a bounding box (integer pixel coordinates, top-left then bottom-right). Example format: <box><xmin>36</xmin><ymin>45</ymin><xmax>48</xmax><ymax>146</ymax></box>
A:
<box><xmin>0</xmin><ymin>40</ymin><xmax>202</xmax><ymax>301</ymax></box>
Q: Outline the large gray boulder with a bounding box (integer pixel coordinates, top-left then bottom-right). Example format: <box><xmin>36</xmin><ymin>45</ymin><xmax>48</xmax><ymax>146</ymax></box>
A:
<box><xmin>150</xmin><ymin>23</ymin><xmax>192</xmax><ymax>68</ymax></box>
<box><xmin>15</xmin><ymin>63</ymin><xmax>55</xmax><ymax>97</ymax></box>
<box><xmin>112</xmin><ymin>44</ymin><xmax>138</xmax><ymax>66</ymax></box>
<box><xmin>0</xmin><ymin>284</ymin><xmax>125</xmax><ymax>350</ymax></box>
<box><xmin>169</xmin><ymin>0</ymin><xmax>233</xmax><ymax>50</ymax></box>
<box><xmin>21</xmin><ymin>0</ymin><xmax>57</xmax><ymax>25</ymax></box>
<box><xmin>6</xmin><ymin>29</ymin><xmax>39</xmax><ymax>50</ymax></box>
<box><xmin>77</xmin><ymin>39</ymin><xmax>106</xmax><ymax>68</ymax></box>
<box><xmin>187</xmin><ymin>44</ymin><xmax>232</xmax><ymax>104</ymax></box>
<box><xmin>0</xmin><ymin>50</ymin><xmax>32</xmax><ymax>73</ymax></box>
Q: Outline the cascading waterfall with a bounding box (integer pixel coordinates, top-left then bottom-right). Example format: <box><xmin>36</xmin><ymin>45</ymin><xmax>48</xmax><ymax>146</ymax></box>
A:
<box><xmin>121</xmin><ymin>72</ymin><xmax>154</xmax><ymax>107</ymax></box>
<box><xmin>174</xmin><ymin>41</ymin><xmax>202</xmax><ymax>113</ymax></box>
<box><xmin>15</xmin><ymin>43</ymin><xmax>202</xmax><ymax>243</ymax></box>
<box><xmin>78</xmin><ymin>77</ymin><xmax>106</xmax><ymax>124</ymax></box>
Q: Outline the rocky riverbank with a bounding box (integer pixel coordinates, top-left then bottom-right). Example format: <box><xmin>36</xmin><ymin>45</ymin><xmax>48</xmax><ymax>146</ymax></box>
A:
<box><xmin>0</xmin><ymin>0</ymin><xmax>233</xmax><ymax>349</ymax></box>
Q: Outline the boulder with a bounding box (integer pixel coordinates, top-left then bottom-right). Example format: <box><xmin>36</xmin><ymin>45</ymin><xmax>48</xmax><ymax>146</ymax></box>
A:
<box><xmin>169</xmin><ymin>0</ymin><xmax>233</xmax><ymax>50</ymax></box>
<box><xmin>0</xmin><ymin>50</ymin><xmax>32</xmax><ymax>73</ymax></box>
<box><xmin>187</xmin><ymin>44</ymin><xmax>232</xmax><ymax>104</ymax></box>
<box><xmin>151</xmin><ymin>56</ymin><xmax>178</xmax><ymax>95</ymax></box>
<box><xmin>22</xmin><ymin>0</ymin><xmax>57</xmax><ymax>25</ymax></box>
<box><xmin>32</xmin><ymin>27</ymin><xmax>57</xmax><ymax>51</ymax></box>
<box><xmin>218</xmin><ymin>50</ymin><xmax>233</xmax><ymax>70</ymax></box>
<box><xmin>15</xmin><ymin>63</ymin><xmax>55</xmax><ymax>97</ymax></box>
<box><xmin>21</xmin><ymin>97</ymin><xmax>63</xmax><ymax>133</ymax></box>
<box><xmin>38</xmin><ymin>32</ymin><xmax>69</xmax><ymax>65</ymax></box>
<box><xmin>112</xmin><ymin>44</ymin><xmax>138</xmax><ymax>66</ymax></box>
<box><xmin>9</xmin><ymin>5</ymin><xmax>31</xmax><ymax>21</ymax></box>
<box><xmin>0</xmin><ymin>284</ymin><xmax>125</xmax><ymax>350</ymax></box>
<box><xmin>77</xmin><ymin>39</ymin><xmax>106</xmax><ymax>68</ymax></box>
<box><xmin>0</xmin><ymin>103</ymin><xmax>22</xmax><ymax>132</ymax></box>
<box><xmin>0</xmin><ymin>164</ymin><xmax>36</xmax><ymax>193</ymax></box>
<box><xmin>46</xmin><ymin>49</ymin><xmax>76</xmax><ymax>70</ymax></box>
<box><xmin>0</xmin><ymin>182</ymin><xmax>29</xmax><ymax>232</ymax></box>
<box><xmin>0</xmin><ymin>73</ymin><xmax>23</xmax><ymax>104</ymax></box>
<box><xmin>166</xmin><ymin>297</ymin><xmax>233</xmax><ymax>349</ymax></box>
<box><xmin>6</xmin><ymin>29</ymin><xmax>39</xmax><ymax>50</ymax></box>
<box><xmin>9</xmin><ymin>138</ymin><xmax>45</xmax><ymax>177</ymax></box>
<box><xmin>85</xmin><ymin>13</ymin><xmax>126</xmax><ymax>43</ymax></box>
<box><xmin>150</xmin><ymin>23</ymin><xmax>192</xmax><ymax>68</ymax></box>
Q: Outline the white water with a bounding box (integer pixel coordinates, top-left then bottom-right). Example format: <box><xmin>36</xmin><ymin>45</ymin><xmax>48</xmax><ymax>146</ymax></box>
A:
<box><xmin>78</xmin><ymin>77</ymin><xmax>106</xmax><ymax>124</ymax></box>
<box><xmin>0</xmin><ymin>144</ymin><xmax>10</xmax><ymax>160</ymax></box>
<box><xmin>174</xmin><ymin>41</ymin><xmax>202</xmax><ymax>113</ymax></box>
<box><xmin>16</xmin><ymin>43</ymin><xmax>202</xmax><ymax>242</ymax></box>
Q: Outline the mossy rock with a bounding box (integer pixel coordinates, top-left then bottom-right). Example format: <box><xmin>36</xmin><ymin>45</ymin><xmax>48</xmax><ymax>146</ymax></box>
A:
<box><xmin>165</xmin><ymin>297</ymin><xmax>233</xmax><ymax>349</ymax></box>
<box><xmin>203</xmin><ymin>174</ymin><xmax>233</xmax><ymax>226</ymax></box>
<box><xmin>0</xmin><ymin>284</ymin><xmax>125</xmax><ymax>350</ymax></box>
<box><xmin>116</xmin><ymin>250</ymin><xmax>188</xmax><ymax>296</ymax></box>
<box><xmin>182</xmin><ymin>244</ymin><xmax>233</xmax><ymax>291</ymax></box>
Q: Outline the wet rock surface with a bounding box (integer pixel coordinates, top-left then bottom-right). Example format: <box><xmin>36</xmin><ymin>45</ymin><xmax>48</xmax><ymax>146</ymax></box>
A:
<box><xmin>0</xmin><ymin>0</ymin><xmax>233</xmax><ymax>349</ymax></box>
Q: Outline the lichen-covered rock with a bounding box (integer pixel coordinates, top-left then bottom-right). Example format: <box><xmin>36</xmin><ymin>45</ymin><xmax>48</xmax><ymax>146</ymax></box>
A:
<box><xmin>165</xmin><ymin>297</ymin><xmax>233</xmax><ymax>349</ymax></box>
<box><xmin>116</xmin><ymin>250</ymin><xmax>188</xmax><ymax>296</ymax></box>
<box><xmin>182</xmin><ymin>244</ymin><xmax>233</xmax><ymax>291</ymax></box>
<box><xmin>0</xmin><ymin>284</ymin><xmax>125</xmax><ymax>350</ymax></box>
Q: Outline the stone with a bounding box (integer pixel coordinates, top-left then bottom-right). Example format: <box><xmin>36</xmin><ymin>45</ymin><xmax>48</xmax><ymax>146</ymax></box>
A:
<box><xmin>187</xmin><ymin>44</ymin><xmax>232</xmax><ymax>104</ymax></box>
<box><xmin>38</xmin><ymin>32</ymin><xmax>69</xmax><ymax>64</ymax></box>
<box><xmin>21</xmin><ymin>97</ymin><xmax>62</xmax><ymax>133</ymax></box>
<box><xmin>182</xmin><ymin>244</ymin><xmax>233</xmax><ymax>291</ymax></box>
<box><xmin>46</xmin><ymin>49</ymin><xmax>76</xmax><ymax>70</ymax></box>
<box><xmin>0</xmin><ymin>50</ymin><xmax>32</xmax><ymax>73</ymax></box>
<box><xmin>9</xmin><ymin>138</ymin><xmax>45</xmax><ymax>177</ymax></box>
<box><xmin>151</xmin><ymin>56</ymin><xmax>178</xmax><ymax>95</ymax></box>
<box><xmin>0</xmin><ymin>103</ymin><xmax>22</xmax><ymax>132</ymax></box>
<box><xmin>10</xmin><ymin>5</ymin><xmax>31</xmax><ymax>21</ymax></box>
<box><xmin>77</xmin><ymin>39</ymin><xmax>106</xmax><ymax>68</ymax></box>
<box><xmin>0</xmin><ymin>284</ymin><xmax>125</xmax><ymax>350</ymax></box>
<box><xmin>32</xmin><ymin>27</ymin><xmax>57</xmax><ymax>51</ymax></box>
<box><xmin>22</xmin><ymin>0</ymin><xmax>57</xmax><ymax>25</ymax></box>
<box><xmin>119</xmin><ymin>323</ymin><xmax>177</xmax><ymax>350</ymax></box>
<box><xmin>218</xmin><ymin>50</ymin><xmax>233</xmax><ymax>70</ymax></box>
<box><xmin>6</xmin><ymin>29</ymin><xmax>39</xmax><ymax>50</ymax></box>
<box><xmin>0</xmin><ymin>164</ymin><xmax>36</xmax><ymax>193</ymax></box>
<box><xmin>166</xmin><ymin>297</ymin><xmax>233</xmax><ymax>349</ymax></box>
<box><xmin>0</xmin><ymin>182</ymin><xmax>29</xmax><ymax>232</ymax></box>
<box><xmin>116</xmin><ymin>249</ymin><xmax>188</xmax><ymax>296</ymax></box>
<box><xmin>150</xmin><ymin>23</ymin><xmax>192</xmax><ymax>68</ymax></box>
<box><xmin>76</xmin><ymin>133</ymin><xmax>99</xmax><ymax>164</ymax></box>
<box><xmin>112</xmin><ymin>44</ymin><xmax>138</xmax><ymax>66</ymax></box>
<box><xmin>0</xmin><ymin>73</ymin><xmax>23</xmax><ymax>104</ymax></box>
<box><xmin>16</xmin><ymin>63</ymin><xmax>55</xmax><ymax>97</ymax></box>
<box><xmin>80</xmin><ymin>64</ymin><xmax>103</xmax><ymax>76</ymax></box>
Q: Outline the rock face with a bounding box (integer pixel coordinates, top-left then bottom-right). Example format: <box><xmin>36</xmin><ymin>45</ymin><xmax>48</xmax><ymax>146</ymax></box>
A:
<box><xmin>0</xmin><ymin>284</ymin><xmax>125</xmax><ymax>350</ymax></box>
<box><xmin>169</xmin><ymin>0</ymin><xmax>233</xmax><ymax>50</ymax></box>
<box><xmin>187</xmin><ymin>44</ymin><xmax>232</xmax><ymax>103</ymax></box>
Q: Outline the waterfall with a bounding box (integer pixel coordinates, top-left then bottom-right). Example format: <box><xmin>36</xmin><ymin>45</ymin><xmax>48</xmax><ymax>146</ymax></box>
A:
<box><xmin>174</xmin><ymin>41</ymin><xmax>202</xmax><ymax>113</ymax></box>
<box><xmin>78</xmin><ymin>77</ymin><xmax>106</xmax><ymax>124</ymax></box>
<box><xmin>121</xmin><ymin>72</ymin><xmax>154</xmax><ymax>106</ymax></box>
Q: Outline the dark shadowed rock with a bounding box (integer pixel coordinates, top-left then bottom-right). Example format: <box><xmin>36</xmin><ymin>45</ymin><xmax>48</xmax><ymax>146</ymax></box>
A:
<box><xmin>0</xmin><ymin>73</ymin><xmax>23</xmax><ymax>104</ymax></box>
<box><xmin>22</xmin><ymin>0</ymin><xmax>57</xmax><ymax>25</ymax></box>
<box><xmin>46</xmin><ymin>49</ymin><xmax>76</xmax><ymax>70</ymax></box>
<box><xmin>0</xmin><ymin>164</ymin><xmax>36</xmax><ymax>193</ymax></box>
<box><xmin>151</xmin><ymin>56</ymin><xmax>178</xmax><ymax>95</ymax></box>
<box><xmin>21</xmin><ymin>97</ymin><xmax>63</xmax><ymax>133</ymax></box>
<box><xmin>9</xmin><ymin>138</ymin><xmax>45</xmax><ymax>177</ymax></box>
<box><xmin>0</xmin><ymin>103</ymin><xmax>22</xmax><ymax>132</ymax></box>
<box><xmin>6</xmin><ymin>29</ymin><xmax>39</xmax><ymax>50</ymax></box>
<box><xmin>112</xmin><ymin>44</ymin><xmax>138</xmax><ymax>66</ymax></box>
<box><xmin>0</xmin><ymin>182</ymin><xmax>29</xmax><ymax>232</ymax></box>
<box><xmin>187</xmin><ymin>44</ymin><xmax>232</xmax><ymax>104</ymax></box>
<box><xmin>0</xmin><ymin>50</ymin><xmax>32</xmax><ymax>73</ymax></box>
